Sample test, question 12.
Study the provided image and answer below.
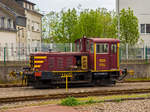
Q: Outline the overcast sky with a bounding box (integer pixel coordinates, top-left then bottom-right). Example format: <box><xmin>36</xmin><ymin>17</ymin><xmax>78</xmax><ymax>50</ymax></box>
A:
<box><xmin>29</xmin><ymin>0</ymin><xmax>116</xmax><ymax>13</ymax></box>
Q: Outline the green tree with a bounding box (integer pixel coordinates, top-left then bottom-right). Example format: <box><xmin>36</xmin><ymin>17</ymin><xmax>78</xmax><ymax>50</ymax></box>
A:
<box><xmin>76</xmin><ymin>8</ymin><xmax>117</xmax><ymax>38</ymax></box>
<box><xmin>52</xmin><ymin>8</ymin><xmax>78</xmax><ymax>43</ymax></box>
<box><xmin>42</xmin><ymin>11</ymin><xmax>59</xmax><ymax>43</ymax></box>
<box><xmin>120</xmin><ymin>8</ymin><xmax>139</xmax><ymax>45</ymax></box>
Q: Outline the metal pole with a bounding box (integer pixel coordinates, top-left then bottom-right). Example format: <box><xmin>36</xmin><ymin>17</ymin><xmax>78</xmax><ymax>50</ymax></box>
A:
<box><xmin>70</xmin><ymin>43</ymin><xmax>72</xmax><ymax>52</ymax></box>
<box><xmin>4</xmin><ymin>47</ymin><xmax>6</xmax><ymax>65</ymax></box>
<box><xmin>146</xmin><ymin>45</ymin><xmax>148</xmax><ymax>63</ymax></box>
<box><xmin>66</xmin><ymin>76</ymin><xmax>68</xmax><ymax>92</ymax></box>
<box><xmin>126</xmin><ymin>44</ymin><xmax>128</xmax><ymax>60</ymax></box>
<box><xmin>116</xmin><ymin>0</ymin><xmax>120</xmax><ymax>39</ymax></box>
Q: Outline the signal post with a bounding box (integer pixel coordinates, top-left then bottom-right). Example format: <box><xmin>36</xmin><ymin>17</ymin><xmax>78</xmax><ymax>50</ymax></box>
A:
<box><xmin>61</xmin><ymin>73</ymin><xmax>72</xmax><ymax>92</ymax></box>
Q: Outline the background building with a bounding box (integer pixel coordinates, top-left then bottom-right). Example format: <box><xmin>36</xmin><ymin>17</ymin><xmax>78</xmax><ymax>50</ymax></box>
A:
<box><xmin>0</xmin><ymin>0</ymin><xmax>42</xmax><ymax>48</ymax></box>
<box><xmin>0</xmin><ymin>0</ymin><xmax>42</xmax><ymax>60</ymax></box>
<box><xmin>116</xmin><ymin>0</ymin><xmax>150</xmax><ymax>45</ymax></box>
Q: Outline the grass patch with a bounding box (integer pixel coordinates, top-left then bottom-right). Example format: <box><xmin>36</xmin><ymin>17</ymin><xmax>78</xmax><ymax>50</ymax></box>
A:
<box><xmin>84</xmin><ymin>98</ymin><xmax>96</xmax><ymax>104</ymax></box>
<box><xmin>113</xmin><ymin>98</ymin><xmax>122</xmax><ymax>102</ymax></box>
<box><xmin>125</xmin><ymin>77</ymin><xmax>150</xmax><ymax>82</ymax></box>
<box><xmin>61</xmin><ymin>97</ymin><xmax>80</xmax><ymax>106</ymax></box>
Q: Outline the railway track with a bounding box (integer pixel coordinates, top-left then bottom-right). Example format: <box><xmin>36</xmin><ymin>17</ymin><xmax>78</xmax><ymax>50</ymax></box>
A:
<box><xmin>1</xmin><ymin>81</ymin><xmax>150</xmax><ymax>88</ymax></box>
<box><xmin>1</xmin><ymin>88</ymin><xmax>150</xmax><ymax>104</ymax></box>
<box><xmin>0</xmin><ymin>84</ymin><xmax>26</xmax><ymax>88</ymax></box>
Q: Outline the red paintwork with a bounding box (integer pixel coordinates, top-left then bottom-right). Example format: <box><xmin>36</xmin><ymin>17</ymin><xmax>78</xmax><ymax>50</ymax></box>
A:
<box><xmin>32</xmin><ymin>52</ymin><xmax>88</xmax><ymax>71</ymax></box>
<box><xmin>35</xmin><ymin>72</ymin><xmax>42</xmax><ymax>77</ymax></box>
<box><xmin>31</xmin><ymin>37</ymin><xmax>120</xmax><ymax>72</ymax></box>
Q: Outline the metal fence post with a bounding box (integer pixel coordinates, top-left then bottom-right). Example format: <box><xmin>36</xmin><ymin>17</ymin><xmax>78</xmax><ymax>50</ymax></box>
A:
<box><xmin>126</xmin><ymin>44</ymin><xmax>128</xmax><ymax>60</ymax></box>
<box><xmin>4</xmin><ymin>47</ymin><xmax>6</xmax><ymax>65</ymax></box>
<box><xmin>144</xmin><ymin>45</ymin><xmax>145</xmax><ymax>59</ymax></box>
<box><xmin>119</xmin><ymin>47</ymin><xmax>121</xmax><ymax>63</ymax></box>
<box><xmin>145</xmin><ymin>45</ymin><xmax>148</xmax><ymax>63</ymax></box>
<box><xmin>70</xmin><ymin>43</ymin><xmax>72</xmax><ymax>52</ymax></box>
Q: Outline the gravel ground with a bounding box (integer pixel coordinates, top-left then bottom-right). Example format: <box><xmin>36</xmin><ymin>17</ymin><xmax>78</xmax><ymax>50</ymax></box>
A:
<box><xmin>76</xmin><ymin>99</ymin><xmax>150</xmax><ymax>112</ymax></box>
<box><xmin>1</xmin><ymin>99</ymin><xmax>150</xmax><ymax>112</ymax></box>
<box><xmin>1</xmin><ymin>82</ymin><xmax>150</xmax><ymax>98</ymax></box>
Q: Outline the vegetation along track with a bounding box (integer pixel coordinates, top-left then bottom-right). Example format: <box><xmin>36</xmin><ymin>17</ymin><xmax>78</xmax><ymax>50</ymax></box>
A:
<box><xmin>1</xmin><ymin>88</ymin><xmax>150</xmax><ymax>104</ymax></box>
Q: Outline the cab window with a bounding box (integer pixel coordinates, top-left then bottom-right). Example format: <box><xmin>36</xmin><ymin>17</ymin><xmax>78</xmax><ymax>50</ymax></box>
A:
<box><xmin>111</xmin><ymin>44</ymin><xmax>117</xmax><ymax>53</ymax></box>
<box><xmin>80</xmin><ymin>39</ymin><xmax>82</xmax><ymax>51</ymax></box>
<box><xmin>76</xmin><ymin>41</ymin><xmax>80</xmax><ymax>52</ymax></box>
<box><xmin>96</xmin><ymin>43</ymin><xmax>108</xmax><ymax>54</ymax></box>
<box><xmin>90</xmin><ymin>43</ymin><xmax>94</xmax><ymax>53</ymax></box>
<box><xmin>86</xmin><ymin>40</ymin><xmax>90</xmax><ymax>51</ymax></box>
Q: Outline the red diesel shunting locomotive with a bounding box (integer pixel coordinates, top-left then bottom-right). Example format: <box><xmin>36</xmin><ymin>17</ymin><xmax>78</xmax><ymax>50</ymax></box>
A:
<box><xmin>21</xmin><ymin>37</ymin><xmax>127</xmax><ymax>88</ymax></box>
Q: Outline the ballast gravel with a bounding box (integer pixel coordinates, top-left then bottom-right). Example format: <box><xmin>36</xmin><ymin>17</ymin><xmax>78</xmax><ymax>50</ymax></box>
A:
<box><xmin>1</xmin><ymin>99</ymin><xmax>150</xmax><ymax>112</ymax></box>
<box><xmin>76</xmin><ymin>99</ymin><xmax>150</xmax><ymax>112</ymax></box>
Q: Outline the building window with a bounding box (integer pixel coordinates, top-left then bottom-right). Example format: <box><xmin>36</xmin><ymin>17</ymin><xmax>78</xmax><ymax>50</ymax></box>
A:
<box><xmin>140</xmin><ymin>24</ymin><xmax>150</xmax><ymax>34</ymax></box>
<box><xmin>7</xmin><ymin>19</ymin><xmax>11</xmax><ymax>28</ymax></box>
<box><xmin>1</xmin><ymin>17</ymin><xmax>5</xmax><ymax>28</ymax></box>
<box><xmin>32</xmin><ymin>21</ymin><xmax>40</xmax><ymax>32</ymax></box>
<box><xmin>141</xmin><ymin>24</ymin><xmax>145</xmax><ymax>33</ymax></box>
<box><xmin>146</xmin><ymin>24</ymin><xmax>150</xmax><ymax>33</ymax></box>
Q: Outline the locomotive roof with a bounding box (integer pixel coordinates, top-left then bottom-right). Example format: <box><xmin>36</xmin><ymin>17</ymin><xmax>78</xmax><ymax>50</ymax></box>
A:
<box><xmin>88</xmin><ymin>38</ymin><xmax>120</xmax><ymax>42</ymax></box>
<box><xmin>75</xmin><ymin>37</ymin><xmax>120</xmax><ymax>43</ymax></box>
<box><xmin>31</xmin><ymin>52</ymin><xmax>88</xmax><ymax>56</ymax></box>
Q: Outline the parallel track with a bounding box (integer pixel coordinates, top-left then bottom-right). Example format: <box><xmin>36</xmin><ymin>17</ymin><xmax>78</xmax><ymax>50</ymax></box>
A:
<box><xmin>1</xmin><ymin>88</ymin><xmax>150</xmax><ymax>104</ymax></box>
<box><xmin>0</xmin><ymin>84</ymin><xmax>26</xmax><ymax>88</ymax></box>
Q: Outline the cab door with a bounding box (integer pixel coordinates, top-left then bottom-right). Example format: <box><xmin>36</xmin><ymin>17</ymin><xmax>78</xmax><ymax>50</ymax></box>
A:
<box><xmin>110</xmin><ymin>43</ymin><xmax>117</xmax><ymax>69</ymax></box>
<box><xmin>95</xmin><ymin>43</ymin><xmax>110</xmax><ymax>70</ymax></box>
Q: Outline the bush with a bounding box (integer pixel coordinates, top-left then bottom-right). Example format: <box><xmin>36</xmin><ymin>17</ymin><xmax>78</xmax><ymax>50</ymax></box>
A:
<box><xmin>85</xmin><ymin>98</ymin><xmax>96</xmax><ymax>104</ymax></box>
<box><xmin>61</xmin><ymin>96</ymin><xmax>80</xmax><ymax>106</ymax></box>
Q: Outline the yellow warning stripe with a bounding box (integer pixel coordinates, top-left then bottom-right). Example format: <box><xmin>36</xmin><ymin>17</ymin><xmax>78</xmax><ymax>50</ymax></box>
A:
<box><xmin>94</xmin><ymin>43</ymin><xmax>96</xmax><ymax>71</ymax></box>
<box><xmin>34</xmin><ymin>65</ymin><xmax>41</xmax><ymax>68</ymax></box>
<box><xmin>91</xmin><ymin>69</ymin><xmax>120</xmax><ymax>72</ymax></box>
<box><xmin>34</xmin><ymin>61</ymin><xmax>44</xmax><ymax>63</ymax></box>
<box><xmin>34</xmin><ymin>56</ymin><xmax>47</xmax><ymax>59</ymax></box>
<box><xmin>52</xmin><ymin>71</ymin><xmax>88</xmax><ymax>73</ymax></box>
<box><xmin>117</xmin><ymin>43</ymin><xmax>120</xmax><ymax>69</ymax></box>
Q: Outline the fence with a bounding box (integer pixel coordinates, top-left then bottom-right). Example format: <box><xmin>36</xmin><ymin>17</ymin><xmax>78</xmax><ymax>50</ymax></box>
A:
<box><xmin>0</xmin><ymin>43</ymin><xmax>75</xmax><ymax>61</ymax></box>
<box><xmin>120</xmin><ymin>44</ymin><xmax>150</xmax><ymax>60</ymax></box>
<box><xmin>0</xmin><ymin>43</ymin><xmax>150</xmax><ymax>61</ymax></box>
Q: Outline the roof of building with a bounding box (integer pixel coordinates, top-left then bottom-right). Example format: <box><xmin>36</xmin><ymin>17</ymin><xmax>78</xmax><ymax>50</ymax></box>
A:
<box><xmin>0</xmin><ymin>0</ymin><xmax>25</xmax><ymax>16</ymax></box>
<box><xmin>16</xmin><ymin>0</ymin><xmax>35</xmax><ymax>5</ymax></box>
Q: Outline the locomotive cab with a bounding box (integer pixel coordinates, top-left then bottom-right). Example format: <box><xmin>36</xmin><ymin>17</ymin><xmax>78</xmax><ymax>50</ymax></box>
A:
<box><xmin>75</xmin><ymin>37</ymin><xmax>120</xmax><ymax>85</ymax></box>
<box><xmin>75</xmin><ymin>37</ymin><xmax>120</xmax><ymax>71</ymax></box>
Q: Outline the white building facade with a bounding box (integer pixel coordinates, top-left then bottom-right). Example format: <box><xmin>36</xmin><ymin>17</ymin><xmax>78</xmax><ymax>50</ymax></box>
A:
<box><xmin>117</xmin><ymin>0</ymin><xmax>150</xmax><ymax>45</ymax></box>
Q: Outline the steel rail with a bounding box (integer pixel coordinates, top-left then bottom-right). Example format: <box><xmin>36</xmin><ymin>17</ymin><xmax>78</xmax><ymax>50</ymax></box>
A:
<box><xmin>1</xmin><ymin>81</ymin><xmax>150</xmax><ymax>88</ymax></box>
<box><xmin>1</xmin><ymin>88</ymin><xmax>150</xmax><ymax>104</ymax></box>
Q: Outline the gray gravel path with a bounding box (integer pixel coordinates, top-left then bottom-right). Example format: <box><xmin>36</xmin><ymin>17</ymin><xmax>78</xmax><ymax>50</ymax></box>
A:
<box><xmin>1</xmin><ymin>82</ymin><xmax>150</xmax><ymax>98</ymax></box>
<box><xmin>76</xmin><ymin>99</ymin><xmax>150</xmax><ymax>112</ymax></box>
